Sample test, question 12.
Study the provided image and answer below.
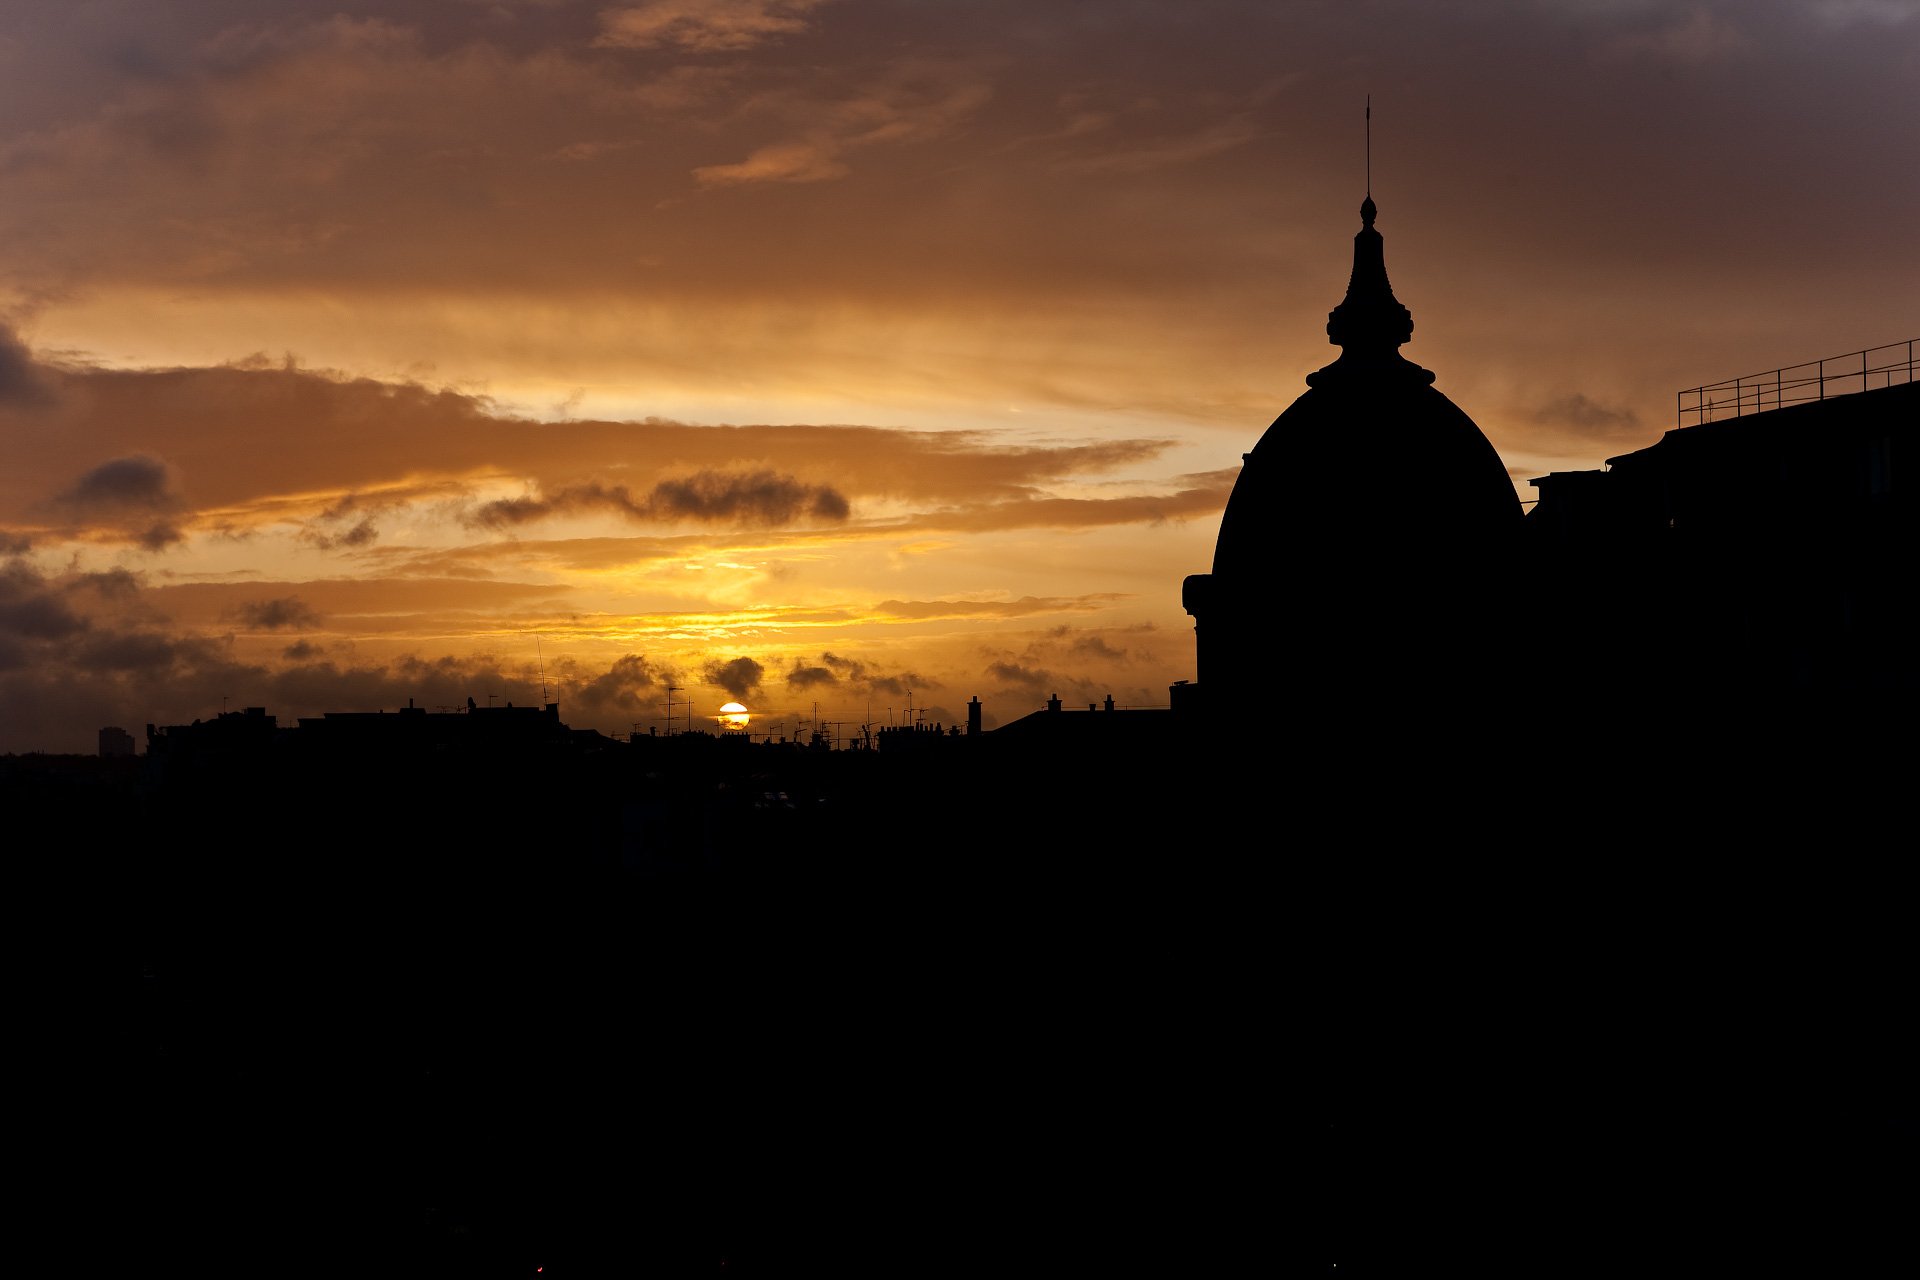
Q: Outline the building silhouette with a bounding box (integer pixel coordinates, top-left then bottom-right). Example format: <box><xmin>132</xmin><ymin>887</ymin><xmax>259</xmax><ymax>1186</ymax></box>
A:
<box><xmin>1526</xmin><ymin>356</ymin><xmax>1915</xmax><ymax>704</ymax></box>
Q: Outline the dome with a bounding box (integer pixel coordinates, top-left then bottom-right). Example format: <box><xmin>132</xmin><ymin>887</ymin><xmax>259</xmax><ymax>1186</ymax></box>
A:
<box><xmin>1183</xmin><ymin>196</ymin><xmax>1522</xmax><ymax>717</ymax></box>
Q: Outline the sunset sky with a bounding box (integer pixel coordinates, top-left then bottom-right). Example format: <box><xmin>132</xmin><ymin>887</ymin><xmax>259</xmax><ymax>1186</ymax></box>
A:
<box><xmin>2</xmin><ymin>0</ymin><xmax>1915</xmax><ymax>752</ymax></box>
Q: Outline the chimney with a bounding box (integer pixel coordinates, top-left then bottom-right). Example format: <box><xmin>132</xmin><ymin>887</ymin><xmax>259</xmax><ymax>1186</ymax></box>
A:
<box><xmin>1104</xmin><ymin>695</ymin><xmax>1115</xmax><ymax>712</ymax></box>
<box><xmin>1046</xmin><ymin>693</ymin><xmax>1062</xmax><ymax>713</ymax></box>
<box><xmin>968</xmin><ymin>696</ymin><xmax>982</xmax><ymax>736</ymax></box>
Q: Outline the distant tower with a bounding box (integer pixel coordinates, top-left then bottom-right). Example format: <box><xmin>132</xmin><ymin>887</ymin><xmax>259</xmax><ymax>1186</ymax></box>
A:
<box><xmin>968</xmin><ymin>695</ymin><xmax>982</xmax><ymax>735</ymax></box>
<box><xmin>1181</xmin><ymin>193</ymin><xmax>1521</xmax><ymax>728</ymax></box>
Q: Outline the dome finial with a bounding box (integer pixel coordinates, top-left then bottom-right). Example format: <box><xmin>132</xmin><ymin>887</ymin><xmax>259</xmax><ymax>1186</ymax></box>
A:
<box><xmin>1324</xmin><ymin>188</ymin><xmax>1412</xmax><ymax>356</ymax></box>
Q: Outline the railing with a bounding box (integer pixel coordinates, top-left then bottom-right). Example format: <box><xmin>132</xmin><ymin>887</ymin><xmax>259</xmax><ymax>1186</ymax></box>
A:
<box><xmin>1677</xmin><ymin>339</ymin><xmax>1915</xmax><ymax>427</ymax></box>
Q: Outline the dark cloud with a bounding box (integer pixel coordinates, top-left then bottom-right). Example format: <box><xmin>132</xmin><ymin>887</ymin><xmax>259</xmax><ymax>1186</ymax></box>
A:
<box><xmin>1</xmin><ymin>559</ymin><xmax>87</xmax><ymax>631</ymax></box>
<box><xmin>986</xmin><ymin>661</ymin><xmax>1051</xmax><ymax>692</ymax></box>
<box><xmin>785</xmin><ymin>659</ymin><xmax>837</xmax><ymax>689</ymax></box>
<box><xmin>783</xmin><ymin>651</ymin><xmax>929</xmax><ymax>699</ymax></box>
<box><xmin>232</xmin><ymin>597</ymin><xmax>324</xmax><ymax>631</ymax></box>
<box><xmin>0</xmin><ymin>324</ymin><xmax>58</xmax><ymax>408</ymax></box>
<box><xmin>267</xmin><ymin>651</ymin><xmax>535</xmax><ymax>716</ymax></box>
<box><xmin>470</xmin><ymin>471</ymin><xmax>851</xmax><ymax>530</ymax></box>
<box><xmin>821</xmin><ymin>651</ymin><xmax>867</xmax><ymax>680</ymax></box>
<box><xmin>0</xmin><ymin>533</ymin><xmax>30</xmax><ymax>557</ymax></box>
<box><xmin>1535</xmin><ymin>393</ymin><xmax>1641</xmax><ymax>437</ymax></box>
<box><xmin>137</xmin><ymin>522</ymin><xmax>186</xmax><ymax>551</ymax></box>
<box><xmin>57</xmin><ymin>455</ymin><xmax>180</xmax><ymax>513</ymax></box>
<box><xmin>569</xmin><ymin>653</ymin><xmax>663</xmax><ymax>713</ymax></box>
<box><xmin>300</xmin><ymin>517</ymin><xmax>379</xmax><ymax>550</ymax></box>
<box><xmin>75</xmin><ymin>630</ymin><xmax>192</xmax><ymax>673</ymax></box>
<box><xmin>282</xmin><ymin>639</ymin><xmax>327</xmax><ymax>661</ymax></box>
<box><xmin>703</xmin><ymin>656</ymin><xmax>765</xmax><ymax>700</ymax></box>
<box><xmin>651</xmin><ymin>470</ymin><xmax>851</xmax><ymax>524</ymax></box>
<box><xmin>1060</xmin><ymin>631</ymin><xmax>1128</xmax><ymax>662</ymax></box>
<box><xmin>0</xmin><ymin>569</ymin><xmax>90</xmax><ymax>640</ymax></box>
<box><xmin>69</xmin><ymin>568</ymin><xmax>145</xmax><ymax>600</ymax></box>
<box><xmin>864</xmin><ymin>674</ymin><xmax>923</xmax><ymax>698</ymax></box>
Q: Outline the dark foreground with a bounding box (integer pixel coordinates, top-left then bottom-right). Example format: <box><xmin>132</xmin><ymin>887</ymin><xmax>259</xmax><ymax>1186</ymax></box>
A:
<box><xmin>13</xmin><ymin>712</ymin><xmax>1912</xmax><ymax>1277</ymax></box>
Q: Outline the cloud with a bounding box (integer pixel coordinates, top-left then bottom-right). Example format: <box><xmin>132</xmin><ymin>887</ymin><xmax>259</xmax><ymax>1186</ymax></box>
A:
<box><xmin>1</xmin><ymin>360</ymin><xmax>1182</xmax><ymax>546</ymax></box>
<box><xmin>69</xmin><ymin>568</ymin><xmax>145</xmax><ymax>600</ymax></box>
<box><xmin>0</xmin><ymin>324</ymin><xmax>58</xmax><ymax>407</ymax></box>
<box><xmin>569</xmin><ymin>652</ymin><xmax>664</xmax><ymax>712</ymax></box>
<box><xmin>651</xmin><ymin>469</ymin><xmax>850</xmax><ymax>523</ymax></box>
<box><xmin>875</xmin><ymin>594</ymin><xmax>1125</xmax><ymax>622</ymax></box>
<box><xmin>470</xmin><ymin>471</ymin><xmax>850</xmax><ymax>529</ymax></box>
<box><xmin>56</xmin><ymin>455</ymin><xmax>181</xmax><ymax>514</ymax></box>
<box><xmin>282</xmin><ymin>639</ymin><xmax>327</xmax><ymax>661</ymax></box>
<box><xmin>861</xmin><ymin>672</ymin><xmax>925</xmax><ymax>699</ymax></box>
<box><xmin>75</xmin><ymin>629</ymin><xmax>195</xmax><ymax>674</ymax></box>
<box><xmin>1052</xmin><ymin>629</ymin><xmax>1129</xmax><ymax>662</ymax></box>
<box><xmin>136</xmin><ymin>522</ymin><xmax>186</xmax><ymax>551</ymax></box>
<box><xmin>692</xmin><ymin>77</ymin><xmax>991</xmax><ymax>186</ymax></box>
<box><xmin>782</xmin><ymin>650</ymin><xmax>927</xmax><ymax>699</ymax></box>
<box><xmin>694</xmin><ymin>139</ymin><xmax>849</xmax><ymax>186</ymax></box>
<box><xmin>1533</xmin><ymin>393</ymin><xmax>1641</xmax><ymax>438</ymax></box>
<box><xmin>43</xmin><ymin>454</ymin><xmax>191</xmax><ymax>550</ymax></box>
<box><xmin>703</xmin><ymin>655</ymin><xmax>764</xmax><ymax>699</ymax></box>
<box><xmin>785</xmin><ymin>659</ymin><xmax>836</xmax><ymax>689</ymax></box>
<box><xmin>231</xmin><ymin>596</ymin><xmax>324</xmax><ymax>631</ymax></box>
<box><xmin>0</xmin><ymin>562</ymin><xmax>90</xmax><ymax>640</ymax></box>
<box><xmin>595</xmin><ymin>0</ymin><xmax>833</xmax><ymax>52</ymax></box>
<box><xmin>300</xmin><ymin>517</ymin><xmax>379</xmax><ymax>550</ymax></box>
<box><xmin>985</xmin><ymin>661</ymin><xmax>1051</xmax><ymax>693</ymax></box>
<box><xmin>270</xmin><ymin>650</ymin><xmax>538</xmax><ymax>717</ymax></box>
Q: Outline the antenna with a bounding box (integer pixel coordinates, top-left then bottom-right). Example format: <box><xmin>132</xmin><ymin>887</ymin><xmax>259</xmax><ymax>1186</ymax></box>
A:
<box><xmin>536</xmin><ymin>635</ymin><xmax>549</xmax><ymax>703</ymax></box>
<box><xmin>1365</xmin><ymin>93</ymin><xmax>1371</xmax><ymax>196</ymax></box>
<box><xmin>664</xmin><ymin>683</ymin><xmax>681</xmax><ymax>735</ymax></box>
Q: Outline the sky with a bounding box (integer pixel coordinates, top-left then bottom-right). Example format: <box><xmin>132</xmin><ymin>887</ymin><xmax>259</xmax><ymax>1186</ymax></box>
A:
<box><xmin>2</xmin><ymin>0</ymin><xmax>1915</xmax><ymax>753</ymax></box>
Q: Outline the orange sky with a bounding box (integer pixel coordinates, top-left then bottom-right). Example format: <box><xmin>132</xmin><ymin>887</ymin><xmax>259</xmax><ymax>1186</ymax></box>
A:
<box><xmin>2</xmin><ymin>0</ymin><xmax>1915</xmax><ymax>752</ymax></box>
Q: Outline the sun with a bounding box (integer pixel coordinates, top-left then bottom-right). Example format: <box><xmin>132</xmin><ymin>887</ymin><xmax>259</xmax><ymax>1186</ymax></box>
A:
<box><xmin>718</xmin><ymin>701</ymin><xmax>750</xmax><ymax>730</ymax></box>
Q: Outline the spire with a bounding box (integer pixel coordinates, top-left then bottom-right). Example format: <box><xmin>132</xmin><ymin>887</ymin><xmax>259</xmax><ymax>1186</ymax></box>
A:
<box><xmin>1325</xmin><ymin>195</ymin><xmax>1414</xmax><ymax>355</ymax></box>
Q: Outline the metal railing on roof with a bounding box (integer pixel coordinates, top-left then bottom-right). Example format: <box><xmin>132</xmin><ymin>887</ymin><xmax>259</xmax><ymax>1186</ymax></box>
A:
<box><xmin>1677</xmin><ymin>339</ymin><xmax>1915</xmax><ymax>427</ymax></box>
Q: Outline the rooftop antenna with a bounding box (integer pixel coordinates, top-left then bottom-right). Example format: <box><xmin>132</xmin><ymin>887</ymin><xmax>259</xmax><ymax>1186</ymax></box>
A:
<box><xmin>536</xmin><ymin>635</ymin><xmax>549</xmax><ymax>704</ymax></box>
<box><xmin>1365</xmin><ymin>93</ymin><xmax>1371</xmax><ymax>196</ymax></box>
<box><xmin>663</xmin><ymin>683</ymin><xmax>682</xmax><ymax>735</ymax></box>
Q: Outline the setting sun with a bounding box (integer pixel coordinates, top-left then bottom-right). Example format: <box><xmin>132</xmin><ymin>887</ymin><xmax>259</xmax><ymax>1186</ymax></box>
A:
<box><xmin>718</xmin><ymin>702</ymin><xmax>751</xmax><ymax>730</ymax></box>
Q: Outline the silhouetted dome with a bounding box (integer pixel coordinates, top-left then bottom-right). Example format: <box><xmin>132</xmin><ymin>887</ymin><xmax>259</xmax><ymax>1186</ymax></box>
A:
<box><xmin>1214</xmin><ymin>197</ymin><xmax>1518</xmax><ymax>579</ymax></box>
<box><xmin>1184</xmin><ymin>196</ymin><xmax>1521</xmax><ymax>718</ymax></box>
